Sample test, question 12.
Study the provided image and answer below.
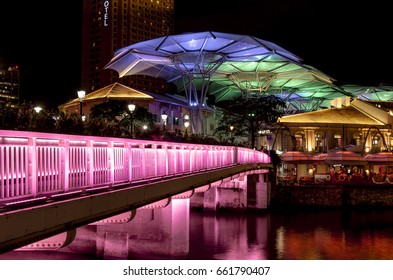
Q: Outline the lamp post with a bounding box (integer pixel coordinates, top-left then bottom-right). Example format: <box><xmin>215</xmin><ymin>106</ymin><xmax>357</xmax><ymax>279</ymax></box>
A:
<box><xmin>128</xmin><ymin>104</ymin><xmax>136</xmax><ymax>138</ymax></box>
<box><xmin>184</xmin><ymin>120</ymin><xmax>190</xmax><ymax>137</ymax></box>
<box><xmin>229</xmin><ymin>125</ymin><xmax>234</xmax><ymax>144</ymax></box>
<box><xmin>34</xmin><ymin>106</ymin><xmax>42</xmax><ymax>113</ymax></box>
<box><xmin>77</xmin><ymin>90</ymin><xmax>86</xmax><ymax>118</ymax></box>
<box><xmin>161</xmin><ymin>113</ymin><xmax>168</xmax><ymax>131</ymax></box>
<box><xmin>184</xmin><ymin>114</ymin><xmax>190</xmax><ymax>137</ymax></box>
<box><xmin>258</xmin><ymin>130</ymin><xmax>263</xmax><ymax>150</ymax></box>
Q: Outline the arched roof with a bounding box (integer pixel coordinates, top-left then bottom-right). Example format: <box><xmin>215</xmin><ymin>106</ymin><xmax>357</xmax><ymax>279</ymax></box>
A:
<box><xmin>104</xmin><ymin>31</ymin><xmax>353</xmax><ymax>112</ymax></box>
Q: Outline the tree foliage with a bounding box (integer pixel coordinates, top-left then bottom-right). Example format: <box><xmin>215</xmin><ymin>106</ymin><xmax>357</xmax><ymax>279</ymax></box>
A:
<box><xmin>0</xmin><ymin>102</ymin><xmax>58</xmax><ymax>132</ymax></box>
<box><xmin>214</xmin><ymin>94</ymin><xmax>285</xmax><ymax>148</ymax></box>
<box><xmin>86</xmin><ymin>99</ymin><xmax>155</xmax><ymax>137</ymax></box>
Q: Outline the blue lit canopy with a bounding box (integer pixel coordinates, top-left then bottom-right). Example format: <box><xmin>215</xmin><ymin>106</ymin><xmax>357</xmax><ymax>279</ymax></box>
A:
<box><xmin>104</xmin><ymin>31</ymin><xmax>352</xmax><ymax>112</ymax></box>
<box><xmin>105</xmin><ymin>31</ymin><xmax>305</xmax><ymax>105</ymax></box>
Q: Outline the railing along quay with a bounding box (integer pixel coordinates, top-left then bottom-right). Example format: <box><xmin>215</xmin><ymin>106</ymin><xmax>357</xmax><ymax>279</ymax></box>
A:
<box><xmin>0</xmin><ymin>129</ymin><xmax>270</xmax><ymax>208</ymax></box>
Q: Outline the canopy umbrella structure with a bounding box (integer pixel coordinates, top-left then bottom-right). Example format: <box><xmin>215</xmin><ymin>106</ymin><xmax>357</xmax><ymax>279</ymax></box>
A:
<box><xmin>105</xmin><ymin>31</ymin><xmax>302</xmax><ymax>105</ymax></box>
<box><xmin>341</xmin><ymin>84</ymin><xmax>393</xmax><ymax>101</ymax></box>
<box><xmin>175</xmin><ymin>61</ymin><xmax>352</xmax><ymax>113</ymax></box>
<box><xmin>176</xmin><ymin>62</ymin><xmax>327</xmax><ymax>94</ymax></box>
<box><xmin>104</xmin><ymin>31</ymin><xmax>303</xmax><ymax>133</ymax></box>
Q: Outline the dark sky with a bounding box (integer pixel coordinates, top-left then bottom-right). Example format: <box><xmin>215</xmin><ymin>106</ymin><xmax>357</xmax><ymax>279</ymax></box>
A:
<box><xmin>1</xmin><ymin>1</ymin><xmax>392</xmax><ymax>109</ymax></box>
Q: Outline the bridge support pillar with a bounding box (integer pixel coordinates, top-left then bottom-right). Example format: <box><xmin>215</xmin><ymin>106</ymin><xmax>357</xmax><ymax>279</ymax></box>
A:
<box><xmin>203</xmin><ymin>186</ymin><xmax>218</xmax><ymax>211</ymax></box>
<box><xmin>255</xmin><ymin>173</ymin><xmax>269</xmax><ymax>209</ymax></box>
<box><xmin>216</xmin><ymin>176</ymin><xmax>247</xmax><ymax>210</ymax></box>
<box><xmin>192</xmin><ymin>176</ymin><xmax>249</xmax><ymax>211</ymax></box>
<box><xmin>247</xmin><ymin>173</ymin><xmax>269</xmax><ymax>210</ymax></box>
<box><xmin>94</xmin><ymin>198</ymin><xmax>189</xmax><ymax>259</ymax></box>
<box><xmin>103</xmin><ymin>231</ymin><xmax>129</xmax><ymax>259</ymax></box>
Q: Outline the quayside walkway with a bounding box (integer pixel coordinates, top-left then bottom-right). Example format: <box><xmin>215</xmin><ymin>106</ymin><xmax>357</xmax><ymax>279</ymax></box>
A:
<box><xmin>0</xmin><ymin>129</ymin><xmax>271</xmax><ymax>253</ymax></box>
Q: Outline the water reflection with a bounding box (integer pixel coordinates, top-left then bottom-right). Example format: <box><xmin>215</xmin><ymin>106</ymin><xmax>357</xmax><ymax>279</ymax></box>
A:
<box><xmin>2</xmin><ymin>209</ymin><xmax>393</xmax><ymax>260</ymax></box>
<box><xmin>269</xmin><ymin>209</ymin><xmax>393</xmax><ymax>260</ymax></box>
<box><xmin>188</xmin><ymin>211</ymin><xmax>269</xmax><ymax>260</ymax></box>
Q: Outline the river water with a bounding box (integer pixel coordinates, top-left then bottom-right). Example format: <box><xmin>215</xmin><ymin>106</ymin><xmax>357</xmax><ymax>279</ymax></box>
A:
<box><xmin>2</xmin><ymin>208</ymin><xmax>393</xmax><ymax>260</ymax></box>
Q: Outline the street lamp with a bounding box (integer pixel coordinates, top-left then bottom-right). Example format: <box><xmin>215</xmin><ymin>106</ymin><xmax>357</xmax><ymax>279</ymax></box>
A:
<box><xmin>128</xmin><ymin>104</ymin><xmax>136</xmax><ymax>138</ymax></box>
<box><xmin>34</xmin><ymin>106</ymin><xmax>42</xmax><ymax>113</ymax></box>
<box><xmin>184</xmin><ymin>114</ymin><xmax>190</xmax><ymax>136</ymax></box>
<box><xmin>184</xmin><ymin>120</ymin><xmax>190</xmax><ymax>137</ymax></box>
<box><xmin>229</xmin><ymin>125</ymin><xmax>234</xmax><ymax>144</ymax></box>
<box><xmin>257</xmin><ymin>130</ymin><xmax>262</xmax><ymax>150</ymax></box>
<box><xmin>161</xmin><ymin>113</ymin><xmax>168</xmax><ymax>131</ymax></box>
<box><xmin>77</xmin><ymin>90</ymin><xmax>86</xmax><ymax>117</ymax></box>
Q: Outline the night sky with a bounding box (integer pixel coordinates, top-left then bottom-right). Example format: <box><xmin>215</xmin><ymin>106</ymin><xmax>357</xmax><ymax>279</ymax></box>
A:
<box><xmin>1</xmin><ymin>1</ymin><xmax>392</xmax><ymax>109</ymax></box>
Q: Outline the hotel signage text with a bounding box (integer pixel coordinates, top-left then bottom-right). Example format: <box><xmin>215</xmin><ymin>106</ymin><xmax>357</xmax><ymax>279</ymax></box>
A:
<box><xmin>104</xmin><ymin>1</ymin><xmax>109</xmax><ymax>27</ymax></box>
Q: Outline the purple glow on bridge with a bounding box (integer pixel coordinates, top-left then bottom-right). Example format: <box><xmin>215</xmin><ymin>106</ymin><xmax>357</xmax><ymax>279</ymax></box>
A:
<box><xmin>0</xmin><ymin>129</ymin><xmax>270</xmax><ymax>204</ymax></box>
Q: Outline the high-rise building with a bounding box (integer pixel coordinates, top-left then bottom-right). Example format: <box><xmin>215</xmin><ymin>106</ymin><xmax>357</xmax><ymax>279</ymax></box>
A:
<box><xmin>0</xmin><ymin>64</ymin><xmax>20</xmax><ymax>105</ymax></box>
<box><xmin>81</xmin><ymin>0</ymin><xmax>175</xmax><ymax>95</ymax></box>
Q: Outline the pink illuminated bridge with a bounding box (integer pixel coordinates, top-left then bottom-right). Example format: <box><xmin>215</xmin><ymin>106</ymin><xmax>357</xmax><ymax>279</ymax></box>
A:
<box><xmin>0</xmin><ymin>129</ymin><xmax>271</xmax><ymax>253</ymax></box>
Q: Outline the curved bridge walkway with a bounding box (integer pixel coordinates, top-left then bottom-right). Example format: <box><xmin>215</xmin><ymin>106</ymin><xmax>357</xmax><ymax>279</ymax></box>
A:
<box><xmin>0</xmin><ymin>129</ymin><xmax>271</xmax><ymax>254</ymax></box>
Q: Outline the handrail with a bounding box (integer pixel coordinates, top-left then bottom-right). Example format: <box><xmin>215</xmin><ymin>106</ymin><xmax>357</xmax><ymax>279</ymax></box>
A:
<box><xmin>0</xmin><ymin>129</ymin><xmax>270</xmax><ymax>204</ymax></box>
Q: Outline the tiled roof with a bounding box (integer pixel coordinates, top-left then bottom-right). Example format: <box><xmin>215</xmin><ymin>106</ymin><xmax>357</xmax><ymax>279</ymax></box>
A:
<box><xmin>61</xmin><ymin>83</ymin><xmax>153</xmax><ymax>107</ymax></box>
<box><xmin>85</xmin><ymin>83</ymin><xmax>154</xmax><ymax>100</ymax></box>
<box><xmin>278</xmin><ymin>104</ymin><xmax>385</xmax><ymax>126</ymax></box>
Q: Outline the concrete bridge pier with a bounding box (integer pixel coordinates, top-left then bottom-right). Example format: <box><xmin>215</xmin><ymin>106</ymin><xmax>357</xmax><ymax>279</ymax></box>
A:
<box><xmin>94</xmin><ymin>197</ymin><xmax>190</xmax><ymax>259</ymax></box>
<box><xmin>217</xmin><ymin>175</ymin><xmax>248</xmax><ymax>210</ymax></box>
<box><xmin>190</xmin><ymin>171</ymin><xmax>270</xmax><ymax>211</ymax></box>
<box><xmin>247</xmin><ymin>173</ymin><xmax>270</xmax><ymax>210</ymax></box>
<box><xmin>191</xmin><ymin>175</ymin><xmax>248</xmax><ymax>211</ymax></box>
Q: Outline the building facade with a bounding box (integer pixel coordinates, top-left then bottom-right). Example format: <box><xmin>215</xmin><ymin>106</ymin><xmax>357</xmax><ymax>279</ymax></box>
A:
<box><xmin>275</xmin><ymin>97</ymin><xmax>393</xmax><ymax>186</ymax></box>
<box><xmin>81</xmin><ymin>0</ymin><xmax>175</xmax><ymax>94</ymax></box>
<box><xmin>0</xmin><ymin>64</ymin><xmax>19</xmax><ymax>105</ymax></box>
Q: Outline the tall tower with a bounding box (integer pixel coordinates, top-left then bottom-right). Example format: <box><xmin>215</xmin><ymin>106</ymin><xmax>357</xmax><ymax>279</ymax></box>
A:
<box><xmin>0</xmin><ymin>64</ymin><xmax>20</xmax><ymax>105</ymax></box>
<box><xmin>81</xmin><ymin>0</ymin><xmax>175</xmax><ymax>94</ymax></box>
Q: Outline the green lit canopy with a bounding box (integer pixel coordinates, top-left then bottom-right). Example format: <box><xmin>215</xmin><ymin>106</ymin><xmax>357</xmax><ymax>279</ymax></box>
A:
<box><xmin>105</xmin><ymin>31</ymin><xmax>353</xmax><ymax>113</ymax></box>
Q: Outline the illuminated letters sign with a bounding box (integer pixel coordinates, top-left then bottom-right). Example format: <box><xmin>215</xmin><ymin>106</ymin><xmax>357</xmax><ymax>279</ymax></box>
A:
<box><xmin>104</xmin><ymin>1</ymin><xmax>109</xmax><ymax>27</ymax></box>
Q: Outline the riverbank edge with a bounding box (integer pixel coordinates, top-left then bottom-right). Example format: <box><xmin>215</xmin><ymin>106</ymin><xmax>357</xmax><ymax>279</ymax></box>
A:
<box><xmin>270</xmin><ymin>184</ymin><xmax>393</xmax><ymax>210</ymax></box>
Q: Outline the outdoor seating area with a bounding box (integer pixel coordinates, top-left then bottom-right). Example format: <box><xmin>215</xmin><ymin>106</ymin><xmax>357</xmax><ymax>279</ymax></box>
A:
<box><xmin>277</xmin><ymin>169</ymin><xmax>393</xmax><ymax>187</ymax></box>
<box><xmin>274</xmin><ymin>97</ymin><xmax>393</xmax><ymax>188</ymax></box>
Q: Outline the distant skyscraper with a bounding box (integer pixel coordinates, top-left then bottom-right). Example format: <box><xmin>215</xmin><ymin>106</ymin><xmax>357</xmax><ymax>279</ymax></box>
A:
<box><xmin>0</xmin><ymin>64</ymin><xmax>19</xmax><ymax>105</ymax></box>
<box><xmin>81</xmin><ymin>0</ymin><xmax>175</xmax><ymax>94</ymax></box>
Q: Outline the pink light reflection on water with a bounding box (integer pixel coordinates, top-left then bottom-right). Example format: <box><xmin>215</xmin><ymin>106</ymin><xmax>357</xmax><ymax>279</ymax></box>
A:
<box><xmin>3</xmin><ymin>210</ymin><xmax>393</xmax><ymax>260</ymax></box>
<box><xmin>189</xmin><ymin>211</ymin><xmax>270</xmax><ymax>260</ymax></box>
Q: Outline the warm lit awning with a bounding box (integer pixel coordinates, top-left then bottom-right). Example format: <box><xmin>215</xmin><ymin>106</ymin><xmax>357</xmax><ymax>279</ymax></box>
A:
<box><xmin>325</xmin><ymin>149</ymin><xmax>366</xmax><ymax>165</ymax></box>
<box><xmin>365</xmin><ymin>151</ymin><xmax>393</xmax><ymax>165</ymax></box>
<box><xmin>280</xmin><ymin>151</ymin><xmax>313</xmax><ymax>164</ymax></box>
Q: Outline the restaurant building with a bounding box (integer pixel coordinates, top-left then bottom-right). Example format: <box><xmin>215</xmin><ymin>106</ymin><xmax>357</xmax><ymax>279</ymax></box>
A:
<box><xmin>275</xmin><ymin>96</ymin><xmax>393</xmax><ymax>186</ymax></box>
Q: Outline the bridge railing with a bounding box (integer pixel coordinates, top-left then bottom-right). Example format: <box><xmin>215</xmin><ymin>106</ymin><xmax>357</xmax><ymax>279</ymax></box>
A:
<box><xmin>0</xmin><ymin>129</ymin><xmax>270</xmax><ymax>203</ymax></box>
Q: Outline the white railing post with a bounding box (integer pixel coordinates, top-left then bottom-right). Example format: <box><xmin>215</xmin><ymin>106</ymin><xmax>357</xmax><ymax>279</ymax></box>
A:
<box><xmin>154</xmin><ymin>143</ymin><xmax>159</xmax><ymax>177</ymax></box>
<box><xmin>28</xmin><ymin>137</ymin><xmax>37</xmax><ymax>197</ymax></box>
<box><xmin>165</xmin><ymin>144</ymin><xmax>169</xmax><ymax>176</ymax></box>
<box><xmin>108</xmin><ymin>141</ymin><xmax>114</xmax><ymax>185</ymax></box>
<box><xmin>234</xmin><ymin>146</ymin><xmax>238</xmax><ymax>164</ymax></box>
<box><xmin>141</xmin><ymin>143</ymin><xmax>146</xmax><ymax>179</ymax></box>
<box><xmin>62</xmin><ymin>139</ymin><xmax>69</xmax><ymax>192</ymax></box>
<box><xmin>87</xmin><ymin>140</ymin><xmax>94</xmax><ymax>188</ymax></box>
<box><xmin>126</xmin><ymin>142</ymin><xmax>132</xmax><ymax>182</ymax></box>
